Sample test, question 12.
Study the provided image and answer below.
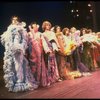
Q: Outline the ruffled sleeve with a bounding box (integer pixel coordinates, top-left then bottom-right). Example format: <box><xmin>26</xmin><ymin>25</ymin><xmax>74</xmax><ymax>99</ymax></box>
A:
<box><xmin>41</xmin><ymin>34</ymin><xmax>51</xmax><ymax>53</ymax></box>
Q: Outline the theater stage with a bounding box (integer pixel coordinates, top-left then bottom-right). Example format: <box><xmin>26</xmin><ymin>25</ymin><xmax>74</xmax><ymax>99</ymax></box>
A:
<box><xmin>0</xmin><ymin>67</ymin><xmax>100</xmax><ymax>99</ymax></box>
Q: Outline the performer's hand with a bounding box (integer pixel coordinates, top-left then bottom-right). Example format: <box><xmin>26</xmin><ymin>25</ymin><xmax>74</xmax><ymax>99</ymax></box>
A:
<box><xmin>58</xmin><ymin>48</ymin><xmax>61</xmax><ymax>52</ymax></box>
<box><xmin>28</xmin><ymin>25</ymin><xmax>32</xmax><ymax>31</ymax></box>
<box><xmin>46</xmin><ymin>50</ymin><xmax>52</xmax><ymax>54</ymax></box>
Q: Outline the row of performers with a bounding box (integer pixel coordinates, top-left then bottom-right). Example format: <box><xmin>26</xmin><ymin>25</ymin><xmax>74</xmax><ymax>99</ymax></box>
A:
<box><xmin>1</xmin><ymin>16</ymin><xmax>100</xmax><ymax>92</ymax></box>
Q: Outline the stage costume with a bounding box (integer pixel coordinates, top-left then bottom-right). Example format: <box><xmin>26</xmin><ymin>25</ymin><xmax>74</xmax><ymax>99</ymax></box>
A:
<box><xmin>73</xmin><ymin>31</ymin><xmax>89</xmax><ymax>73</ymax></box>
<box><xmin>1</xmin><ymin>23</ymin><xmax>37</xmax><ymax>92</ymax></box>
<box><xmin>28</xmin><ymin>31</ymin><xmax>49</xmax><ymax>87</ymax></box>
<box><xmin>55</xmin><ymin>32</ymin><xmax>75</xmax><ymax>79</ymax></box>
<box><xmin>81</xmin><ymin>34</ymin><xmax>96</xmax><ymax>71</ymax></box>
<box><xmin>43</xmin><ymin>31</ymin><xmax>60</xmax><ymax>84</ymax></box>
<box><xmin>90</xmin><ymin>35</ymin><xmax>100</xmax><ymax>68</ymax></box>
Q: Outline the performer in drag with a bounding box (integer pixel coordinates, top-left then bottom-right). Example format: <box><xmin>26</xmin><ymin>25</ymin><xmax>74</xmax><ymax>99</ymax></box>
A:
<box><xmin>0</xmin><ymin>16</ymin><xmax>38</xmax><ymax>92</ymax></box>
<box><xmin>28</xmin><ymin>22</ymin><xmax>50</xmax><ymax>87</ymax></box>
<box><xmin>42</xmin><ymin>21</ymin><xmax>60</xmax><ymax>85</ymax></box>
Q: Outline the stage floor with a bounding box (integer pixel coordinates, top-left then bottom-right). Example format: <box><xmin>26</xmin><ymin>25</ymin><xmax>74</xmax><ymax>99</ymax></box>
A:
<box><xmin>0</xmin><ymin>67</ymin><xmax>100</xmax><ymax>99</ymax></box>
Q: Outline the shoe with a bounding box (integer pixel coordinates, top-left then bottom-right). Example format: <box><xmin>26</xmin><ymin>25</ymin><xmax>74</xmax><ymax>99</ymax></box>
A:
<box><xmin>33</xmin><ymin>84</ymin><xmax>38</xmax><ymax>89</ymax></box>
<box><xmin>47</xmin><ymin>83</ymin><xmax>50</xmax><ymax>86</ymax></box>
<box><xmin>57</xmin><ymin>79</ymin><xmax>62</xmax><ymax>82</ymax></box>
<box><xmin>87</xmin><ymin>72</ymin><xmax>92</xmax><ymax>76</ymax></box>
<box><xmin>82</xmin><ymin>72</ymin><xmax>87</xmax><ymax>77</ymax></box>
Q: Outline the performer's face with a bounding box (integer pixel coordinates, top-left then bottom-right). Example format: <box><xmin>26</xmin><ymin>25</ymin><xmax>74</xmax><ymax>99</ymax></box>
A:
<box><xmin>70</xmin><ymin>27</ymin><xmax>76</xmax><ymax>33</ymax></box>
<box><xmin>82</xmin><ymin>30</ymin><xmax>86</xmax><ymax>35</ymax></box>
<box><xmin>12</xmin><ymin>17</ymin><xmax>18</xmax><ymax>25</ymax></box>
<box><xmin>56</xmin><ymin>27</ymin><xmax>61</xmax><ymax>33</ymax></box>
<box><xmin>98</xmin><ymin>34</ymin><xmax>100</xmax><ymax>38</ymax></box>
<box><xmin>32</xmin><ymin>24</ymin><xmax>39</xmax><ymax>32</ymax></box>
<box><xmin>45</xmin><ymin>24</ymin><xmax>51</xmax><ymax>30</ymax></box>
<box><xmin>65</xmin><ymin>30</ymin><xmax>70</xmax><ymax>36</ymax></box>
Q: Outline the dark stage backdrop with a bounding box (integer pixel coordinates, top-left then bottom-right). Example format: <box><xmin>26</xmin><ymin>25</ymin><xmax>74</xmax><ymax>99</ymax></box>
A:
<box><xmin>0</xmin><ymin>1</ymin><xmax>100</xmax><ymax>58</ymax></box>
<box><xmin>0</xmin><ymin>1</ymin><xmax>73</xmax><ymax>58</ymax></box>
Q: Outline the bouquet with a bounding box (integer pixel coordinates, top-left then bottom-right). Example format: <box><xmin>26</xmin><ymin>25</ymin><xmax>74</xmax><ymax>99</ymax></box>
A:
<box><xmin>64</xmin><ymin>40</ymin><xmax>77</xmax><ymax>55</ymax></box>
